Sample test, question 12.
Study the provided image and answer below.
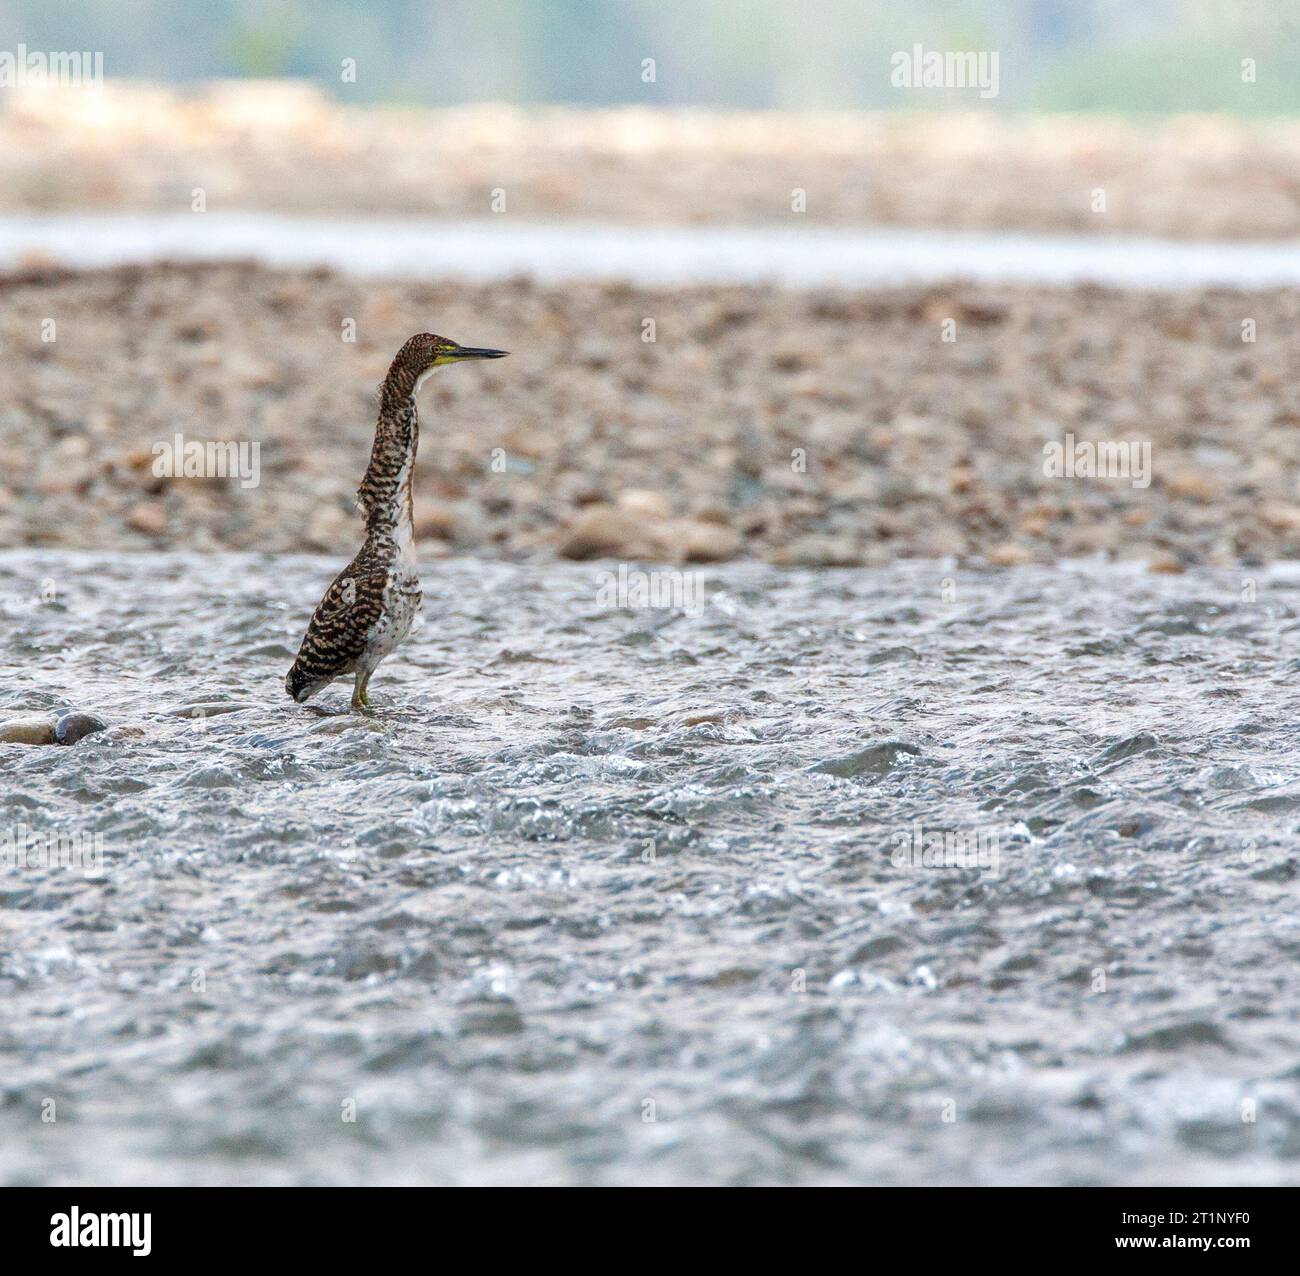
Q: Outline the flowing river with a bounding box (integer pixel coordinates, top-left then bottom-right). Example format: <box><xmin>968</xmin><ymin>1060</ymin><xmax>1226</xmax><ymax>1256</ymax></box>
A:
<box><xmin>3</xmin><ymin>550</ymin><xmax>1299</xmax><ymax>1184</ymax></box>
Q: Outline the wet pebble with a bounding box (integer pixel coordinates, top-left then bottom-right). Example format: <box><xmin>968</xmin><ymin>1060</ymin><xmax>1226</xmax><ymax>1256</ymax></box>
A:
<box><xmin>0</xmin><ymin>714</ymin><xmax>57</xmax><ymax>745</ymax></box>
<box><xmin>53</xmin><ymin>711</ymin><xmax>108</xmax><ymax>745</ymax></box>
<box><xmin>810</xmin><ymin>740</ymin><xmax>921</xmax><ymax>778</ymax></box>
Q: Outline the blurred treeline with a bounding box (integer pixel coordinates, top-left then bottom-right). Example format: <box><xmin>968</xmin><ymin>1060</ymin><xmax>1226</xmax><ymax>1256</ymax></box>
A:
<box><xmin>6</xmin><ymin>0</ymin><xmax>1300</xmax><ymax>113</ymax></box>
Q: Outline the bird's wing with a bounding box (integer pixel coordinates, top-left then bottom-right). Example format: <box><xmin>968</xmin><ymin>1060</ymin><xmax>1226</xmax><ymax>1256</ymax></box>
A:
<box><xmin>300</xmin><ymin>563</ymin><xmax>389</xmax><ymax>669</ymax></box>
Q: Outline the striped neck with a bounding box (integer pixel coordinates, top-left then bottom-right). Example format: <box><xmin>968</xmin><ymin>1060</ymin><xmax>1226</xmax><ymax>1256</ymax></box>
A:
<box><xmin>357</xmin><ymin>392</ymin><xmax>418</xmax><ymax>539</ymax></box>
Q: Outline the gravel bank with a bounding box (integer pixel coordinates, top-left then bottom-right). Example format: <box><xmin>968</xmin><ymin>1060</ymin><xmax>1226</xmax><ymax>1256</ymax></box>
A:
<box><xmin>6</xmin><ymin>83</ymin><xmax>1300</xmax><ymax>238</ymax></box>
<box><xmin>4</xmin><ymin>259</ymin><xmax>1300</xmax><ymax>567</ymax></box>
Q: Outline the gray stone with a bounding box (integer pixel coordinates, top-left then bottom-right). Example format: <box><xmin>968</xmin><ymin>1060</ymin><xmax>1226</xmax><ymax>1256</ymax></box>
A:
<box><xmin>54</xmin><ymin>712</ymin><xmax>108</xmax><ymax>745</ymax></box>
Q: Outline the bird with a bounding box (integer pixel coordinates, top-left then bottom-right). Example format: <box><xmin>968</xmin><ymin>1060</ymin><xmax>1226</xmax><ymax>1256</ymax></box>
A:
<box><xmin>285</xmin><ymin>333</ymin><xmax>508</xmax><ymax>710</ymax></box>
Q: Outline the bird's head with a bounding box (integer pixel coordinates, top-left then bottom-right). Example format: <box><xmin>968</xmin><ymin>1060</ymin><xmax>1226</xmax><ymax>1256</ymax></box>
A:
<box><xmin>285</xmin><ymin>665</ymin><xmax>331</xmax><ymax>704</ymax></box>
<box><xmin>390</xmin><ymin>333</ymin><xmax>509</xmax><ymax>397</ymax></box>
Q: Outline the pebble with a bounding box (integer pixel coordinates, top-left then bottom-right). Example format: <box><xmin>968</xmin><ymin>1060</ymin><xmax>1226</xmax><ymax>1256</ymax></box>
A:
<box><xmin>811</xmin><ymin>740</ymin><xmax>921</xmax><ymax>778</ymax></box>
<box><xmin>1259</xmin><ymin>502</ymin><xmax>1300</xmax><ymax>533</ymax></box>
<box><xmin>126</xmin><ymin>501</ymin><xmax>168</xmax><ymax>536</ymax></box>
<box><xmin>617</xmin><ymin>489</ymin><xmax>673</xmax><ymax>520</ymax></box>
<box><xmin>1147</xmin><ymin>553</ymin><xmax>1186</xmax><ymax>575</ymax></box>
<box><xmin>675</xmin><ymin>519</ymin><xmax>742</xmax><ymax>563</ymax></box>
<box><xmin>768</xmin><ymin>535</ymin><xmax>863</xmax><ymax>568</ymax></box>
<box><xmin>53</xmin><ymin>711</ymin><xmax>108</xmax><ymax>745</ymax></box>
<box><xmin>0</xmin><ymin>715</ymin><xmax>57</xmax><ymax>745</ymax></box>
<box><xmin>986</xmin><ymin>543</ymin><xmax>1034</xmax><ymax>567</ymax></box>
<box><xmin>558</xmin><ymin>505</ymin><xmax>663</xmax><ymax>560</ymax></box>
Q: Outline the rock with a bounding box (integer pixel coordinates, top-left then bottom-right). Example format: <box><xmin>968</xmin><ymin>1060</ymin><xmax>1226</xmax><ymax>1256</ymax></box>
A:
<box><xmin>413</xmin><ymin>506</ymin><xmax>457</xmax><ymax>540</ymax></box>
<box><xmin>949</xmin><ymin>464</ymin><xmax>977</xmax><ymax>493</ymax></box>
<box><xmin>1147</xmin><ymin>553</ymin><xmax>1185</xmax><ymax>575</ymax></box>
<box><xmin>986</xmin><ymin>542</ymin><xmax>1033</xmax><ymax>567</ymax></box>
<box><xmin>53</xmin><ymin>711</ymin><xmax>107</xmax><ymax>745</ymax></box>
<box><xmin>1259</xmin><ymin>502</ymin><xmax>1300</xmax><ymax>533</ymax></box>
<box><xmin>617</xmin><ymin>489</ymin><xmax>673</xmax><ymax>520</ymax></box>
<box><xmin>558</xmin><ymin>505</ymin><xmax>663</xmax><ymax>560</ymax></box>
<box><xmin>768</xmin><ymin>535</ymin><xmax>862</xmax><ymax>567</ymax></box>
<box><xmin>674</xmin><ymin>519</ymin><xmax>742</xmax><ymax>562</ymax></box>
<box><xmin>126</xmin><ymin>501</ymin><xmax>167</xmax><ymax>535</ymax></box>
<box><xmin>1165</xmin><ymin>471</ymin><xmax>1215</xmax><ymax>503</ymax></box>
<box><xmin>0</xmin><ymin>715</ymin><xmax>57</xmax><ymax>745</ymax></box>
<box><xmin>122</xmin><ymin>447</ymin><xmax>158</xmax><ymax>472</ymax></box>
<box><xmin>502</xmin><ymin>426</ymin><xmax>551</xmax><ymax>460</ymax></box>
<box><xmin>810</xmin><ymin>740</ymin><xmax>921</xmax><ymax>778</ymax></box>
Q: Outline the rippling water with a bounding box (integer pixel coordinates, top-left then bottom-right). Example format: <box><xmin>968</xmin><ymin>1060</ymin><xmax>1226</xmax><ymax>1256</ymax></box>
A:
<box><xmin>3</xmin><ymin>550</ymin><xmax>1300</xmax><ymax>1185</ymax></box>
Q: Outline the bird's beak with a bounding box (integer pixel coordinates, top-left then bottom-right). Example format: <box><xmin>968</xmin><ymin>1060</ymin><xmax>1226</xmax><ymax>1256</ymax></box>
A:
<box><xmin>451</xmin><ymin>347</ymin><xmax>509</xmax><ymax>360</ymax></box>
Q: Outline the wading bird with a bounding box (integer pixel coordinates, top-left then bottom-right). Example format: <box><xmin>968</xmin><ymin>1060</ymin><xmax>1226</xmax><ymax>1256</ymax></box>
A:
<box><xmin>286</xmin><ymin>334</ymin><xmax>508</xmax><ymax>709</ymax></box>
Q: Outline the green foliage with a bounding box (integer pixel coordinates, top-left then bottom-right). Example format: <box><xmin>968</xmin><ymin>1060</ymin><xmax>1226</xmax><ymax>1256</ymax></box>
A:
<box><xmin>224</xmin><ymin>15</ymin><xmax>302</xmax><ymax>79</ymax></box>
<box><xmin>9</xmin><ymin>0</ymin><xmax>1300</xmax><ymax>115</ymax></box>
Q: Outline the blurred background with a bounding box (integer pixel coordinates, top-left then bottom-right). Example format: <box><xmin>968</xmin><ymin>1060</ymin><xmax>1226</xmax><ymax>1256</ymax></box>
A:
<box><xmin>3</xmin><ymin>0</ymin><xmax>1300</xmax><ymax>568</ymax></box>
<box><xmin>7</xmin><ymin>0</ymin><xmax>1300</xmax><ymax>112</ymax></box>
<box><xmin>3</xmin><ymin>0</ymin><xmax>1300</xmax><ymax>239</ymax></box>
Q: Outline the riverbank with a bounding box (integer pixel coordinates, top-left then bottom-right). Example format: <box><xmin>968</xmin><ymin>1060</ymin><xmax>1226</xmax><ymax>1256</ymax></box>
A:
<box><xmin>5</xmin><ymin>82</ymin><xmax>1300</xmax><ymax>239</ymax></box>
<box><xmin>5</xmin><ymin>259</ymin><xmax>1300</xmax><ymax>566</ymax></box>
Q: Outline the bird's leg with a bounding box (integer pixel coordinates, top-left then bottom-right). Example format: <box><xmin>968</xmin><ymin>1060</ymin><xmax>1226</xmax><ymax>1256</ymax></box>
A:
<box><xmin>351</xmin><ymin>670</ymin><xmax>372</xmax><ymax>711</ymax></box>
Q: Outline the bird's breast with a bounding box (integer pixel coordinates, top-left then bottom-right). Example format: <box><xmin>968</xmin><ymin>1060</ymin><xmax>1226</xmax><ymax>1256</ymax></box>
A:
<box><xmin>363</xmin><ymin>566</ymin><xmax>422</xmax><ymax>663</ymax></box>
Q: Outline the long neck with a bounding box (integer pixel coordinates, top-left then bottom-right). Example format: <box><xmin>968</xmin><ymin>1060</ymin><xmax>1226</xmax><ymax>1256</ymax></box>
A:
<box><xmin>357</xmin><ymin>380</ymin><xmax>419</xmax><ymax>539</ymax></box>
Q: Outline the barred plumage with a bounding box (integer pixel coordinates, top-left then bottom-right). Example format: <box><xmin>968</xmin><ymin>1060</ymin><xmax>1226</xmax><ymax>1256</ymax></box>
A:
<box><xmin>285</xmin><ymin>333</ymin><xmax>508</xmax><ymax>709</ymax></box>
